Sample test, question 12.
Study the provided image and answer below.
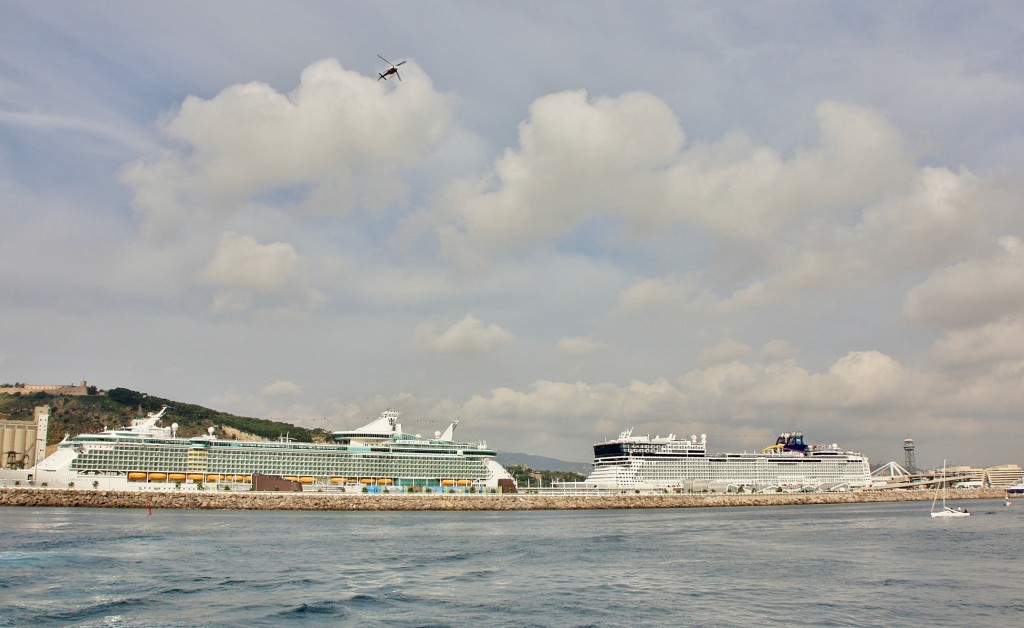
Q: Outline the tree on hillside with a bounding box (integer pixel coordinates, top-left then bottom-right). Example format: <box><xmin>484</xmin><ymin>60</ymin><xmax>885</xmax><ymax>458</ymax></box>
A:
<box><xmin>106</xmin><ymin>388</ymin><xmax>149</xmax><ymax>409</ymax></box>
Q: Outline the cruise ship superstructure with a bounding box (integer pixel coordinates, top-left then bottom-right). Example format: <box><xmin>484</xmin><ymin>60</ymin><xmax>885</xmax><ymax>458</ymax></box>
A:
<box><xmin>559</xmin><ymin>427</ymin><xmax>871</xmax><ymax>493</ymax></box>
<box><xmin>1</xmin><ymin>407</ymin><xmax>516</xmax><ymax>493</ymax></box>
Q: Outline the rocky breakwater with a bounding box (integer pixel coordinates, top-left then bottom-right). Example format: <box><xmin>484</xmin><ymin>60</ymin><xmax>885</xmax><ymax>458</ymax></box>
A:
<box><xmin>0</xmin><ymin>488</ymin><xmax>1005</xmax><ymax>511</ymax></box>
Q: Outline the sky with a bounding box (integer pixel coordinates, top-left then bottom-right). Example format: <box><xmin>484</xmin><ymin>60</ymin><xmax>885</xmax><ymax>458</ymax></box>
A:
<box><xmin>2</xmin><ymin>2</ymin><xmax>1023</xmax><ymax>469</ymax></box>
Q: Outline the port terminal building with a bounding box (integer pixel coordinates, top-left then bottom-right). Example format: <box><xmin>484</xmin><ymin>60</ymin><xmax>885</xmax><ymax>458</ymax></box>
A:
<box><xmin>870</xmin><ymin>461</ymin><xmax>1023</xmax><ymax>489</ymax></box>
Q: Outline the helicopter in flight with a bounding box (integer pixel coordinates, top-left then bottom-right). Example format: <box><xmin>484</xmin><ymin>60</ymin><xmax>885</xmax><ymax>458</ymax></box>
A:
<box><xmin>377</xmin><ymin>55</ymin><xmax>406</xmax><ymax>81</ymax></box>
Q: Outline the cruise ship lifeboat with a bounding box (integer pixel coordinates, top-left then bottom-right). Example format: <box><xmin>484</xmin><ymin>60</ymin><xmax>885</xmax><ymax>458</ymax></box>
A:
<box><xmin>440</xmin><ymin>479</ymin><xmax>456</xmax><ymax>486</ymax></box>
<box><xmin>299</xmin><ymin>476</ymin><xmax>315</xmax><ymax>484</ymax></box>
<box><xmin>206</xmin><ymin>474</ymin><xmax>222</xmax><ymax>482</ymax></box>
<box><xmin>128</xmin><ymin>472</ymin><xmax>147</xmax><ymax>481</ymax></box>
<box><xmin>378</xmin><ymin>478</ymin><xmax>394</xmax><ymax>485</ymax></box>
<box><xmin>169</xmin><ymin>473</ymin><xmax>186</xmax><ymax>482</ymax></box>
<box><xmin>360</xmin><ymin>478</ymin><xmax>375</xmax><ymax>484</ymax></box>
<box><xmin>456</xmin><ymin>479</ymin><xmax>472</xmax><ymax>486</ymax></box>
<box><xmin>149</xmin><ymin>472</ymin><xmax>167</xmax><ymax>481</ymax></box>
<box><xmin>187</xmin><ymin>473</ymin><xmax>204</xmax><ymax>481</ymax></box>
<box><xmin>330</xmin><ymin>477</ymin><xmax>346</xmax><ymax>484</ymax></box>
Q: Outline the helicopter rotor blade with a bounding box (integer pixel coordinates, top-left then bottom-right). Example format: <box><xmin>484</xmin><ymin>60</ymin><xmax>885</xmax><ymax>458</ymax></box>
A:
<box><xmin>377</xmin><ymin>54</ymin><xmax>392</xmax><ymax>65</ymax></box>
<box><xmin>395</xmin><ymin>60</ymin><xmax>407</xmax><ymax>67</ymax></box>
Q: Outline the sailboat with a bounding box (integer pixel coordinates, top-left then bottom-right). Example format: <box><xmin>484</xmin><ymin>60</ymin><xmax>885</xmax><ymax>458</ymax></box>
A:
<box><xmin>930</xmin><ymin>460</ymin><xmax>970</xmax><ymax>518</ymax></box>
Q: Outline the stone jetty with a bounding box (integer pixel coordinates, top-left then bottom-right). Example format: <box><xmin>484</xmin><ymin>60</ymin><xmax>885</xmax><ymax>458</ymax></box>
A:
<box><xmin>0</xmin><ymin>487</ymin><xmax>1005</xmax><ymax>511</ymax></box>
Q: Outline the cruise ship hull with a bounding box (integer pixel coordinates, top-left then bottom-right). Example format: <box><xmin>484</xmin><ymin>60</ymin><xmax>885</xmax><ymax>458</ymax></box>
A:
<box><xmin>561</xmin><ymin>428</ymin><xmax>871</xmax><ymax>493</ymax></box>
<box><xmin>586</xmin><ymin>452</ymin><xmax>872</xmax><ymax>492</ymax></box>
<box><xmin>0</xmin><ymin>408</ymin><xmax>516</xmax><ymax>493</ymax></box>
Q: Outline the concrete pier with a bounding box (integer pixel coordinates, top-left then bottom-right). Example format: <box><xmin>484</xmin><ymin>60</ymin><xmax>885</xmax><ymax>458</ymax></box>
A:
<box><xmin>0</xmin><ymin>487</ymin><xmax>1005</xmax><ymax>511</ymax></box>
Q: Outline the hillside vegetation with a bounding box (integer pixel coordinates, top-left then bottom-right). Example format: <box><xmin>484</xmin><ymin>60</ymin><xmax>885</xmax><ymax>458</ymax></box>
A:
<box><xmin>0</xmin><ymin>387</ymin><xmax>330</xmax><ymax>445</ymax></box>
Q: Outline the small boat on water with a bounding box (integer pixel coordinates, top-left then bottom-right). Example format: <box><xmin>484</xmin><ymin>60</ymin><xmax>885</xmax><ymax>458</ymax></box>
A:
<box><xmin>930</xmin><ymin>460</ymin><xmax>970</xmax><ymax>518</ymax></box>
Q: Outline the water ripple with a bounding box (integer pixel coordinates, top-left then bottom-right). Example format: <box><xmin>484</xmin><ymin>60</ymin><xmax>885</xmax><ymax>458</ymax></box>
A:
<box><xmin>0</xmin><ymin>500</ymin><xmax>1020</xmax><ymax>627</ymax></box>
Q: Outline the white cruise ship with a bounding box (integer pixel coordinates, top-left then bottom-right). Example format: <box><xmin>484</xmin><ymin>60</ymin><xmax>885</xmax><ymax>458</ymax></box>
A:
<box><xmin>558</xmin><ymin>428</ymin><xmax>871</xmax><ymax>493</ymax></box>
<box><xmin>1</xmin><ymin>407</ymin><xmax>516</xmax><ymax>493</ymax></box>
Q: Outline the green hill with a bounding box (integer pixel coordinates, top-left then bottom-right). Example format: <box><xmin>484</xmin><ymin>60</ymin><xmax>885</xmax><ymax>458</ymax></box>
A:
<box><xmin>0</xmin><ymin>387</ymin><xmax>330</xmax><ymax>446</ymax></box>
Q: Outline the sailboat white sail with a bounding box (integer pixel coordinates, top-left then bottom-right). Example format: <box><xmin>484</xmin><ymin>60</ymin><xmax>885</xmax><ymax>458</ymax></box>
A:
<box><xmin>930</xmin><ymin>460</ymin><xmax>970</xmax><ymax>518</ymax></box>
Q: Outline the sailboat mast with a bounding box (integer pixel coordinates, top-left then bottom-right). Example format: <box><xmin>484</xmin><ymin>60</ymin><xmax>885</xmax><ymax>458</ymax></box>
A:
<box><xmin>941</xmin><ymin>460</ymin><xmax>947</xmax><ymax>509</ymax></box>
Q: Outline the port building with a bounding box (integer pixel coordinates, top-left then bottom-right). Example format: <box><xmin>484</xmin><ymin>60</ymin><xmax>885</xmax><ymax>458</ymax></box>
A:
<box><xmin>1</xmin><ymin>406</ymin><xmax>49</xmax><ymax>471</ymax></box>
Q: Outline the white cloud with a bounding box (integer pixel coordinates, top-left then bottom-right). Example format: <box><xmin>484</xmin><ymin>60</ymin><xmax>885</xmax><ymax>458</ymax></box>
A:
<box><xmin>198</xmin><ymin>232</ymin><xmax>325</xmax><ymax>315</ymax></box>
<box><xmin>760</xmin><ymin>340</ymin><xmax>795</xmax><ymax>363</ymax></box>
<box><xmin>205</xmin><ymin>390</ymin><xmax>326</xmax><ymax>427</ymax></box>
<box><xmin>261</xmin><ymin>380</ymin><xmax>303</xmax><ymax>396</ymax></box>
<box><xmin>904</xmin><ymin>235</ymin><xmax>1024</xmax><ymax>329</ymax></box>
<box><xmin>437</xmin><ymin>96</ymin><xmax>917</xmax><ymax>270</ymax></box>
<box><xmin>663</xmin><ymin>101</ymin><xmax>915</xmax><ymax>239</ymax></box>
<box><xmin>615</xmin><ymin>274</ymin><xmax>708</xmax><ymax>315</ymax></box>
<box><xmin>460</xmin><ymin>378</ymin><xmax>687</xmax><ymax>447</ymax></box>
<box><xmin>855</xmin><ymin>167</ymin><xmax>999</xmax><ymax>272</ymax></box>
<box><xmin>557</xmin><ymin>336</ymin><xmax>602</xmax><ymax>356</ymax></box>
<box><xmin>204</xmin><ymin>391</ymin><xmax>270</xmax><ymax>420</ymax></box>
<box><xmin>606</xmin><ymin>164</ymin><xmax>1011</xmax><ymax>321</ymax></box>
<box><xmin>825</xmin><ymin>350</ymin><xmax>911</xmax><ymax>408</ymax></box>
<box><xmin>676</xmin><ymin>350</ymin><xmax>922</xmax><ymax>415</ymax></box>
<box><xmin>930</xmin><ymin>319</ymin><xmax>1024</xmax><ymax>368</ymax></box>
<box><xmin>696</xmin><ymin>339</ymin><xmax>752</xmax><ymax>366</ymax></box>
<box><xmin>414</xmin><ymin>314</ymin><xmax>515</xmax><ymax>356</ymax></box>
<box><xmin>0</xmin><ymin>109</ymin><xmax>155</xmax><ymax>154</ymax></box>
<box><xmin>451</xmin><ymin>349</ymin><xmax>937</xmax><ymax>458</ymax></box>
<box><xmin>121</xmin><ymin>57</ymin><xmax>455</xmax><ymax>236</ymax></box>
<box><xmin>443</xmin><ymin>90</ymin><xmax>682</xmax><ymax>247</ymax></box>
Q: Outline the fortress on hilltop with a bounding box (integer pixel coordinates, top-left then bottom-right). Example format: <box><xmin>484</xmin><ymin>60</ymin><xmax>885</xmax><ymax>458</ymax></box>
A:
<box><xmin>0</xmin><ymin>380</ymin><xmax>91</xmax><ymax>396</ymax></box>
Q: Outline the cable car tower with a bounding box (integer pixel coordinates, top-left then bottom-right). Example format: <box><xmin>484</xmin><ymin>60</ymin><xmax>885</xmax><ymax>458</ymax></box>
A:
<box><xmin>903</xmin><ymin>438</ymin><xmax>917</xmax><ymax>474</ymax></box>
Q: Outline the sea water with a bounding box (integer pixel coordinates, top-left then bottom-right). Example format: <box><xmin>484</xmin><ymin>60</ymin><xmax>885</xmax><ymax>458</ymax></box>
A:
<box><xmin>1</xmin><ymin>499</ymin><xmax>1021</xmax><ymax>627</ymax></box>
